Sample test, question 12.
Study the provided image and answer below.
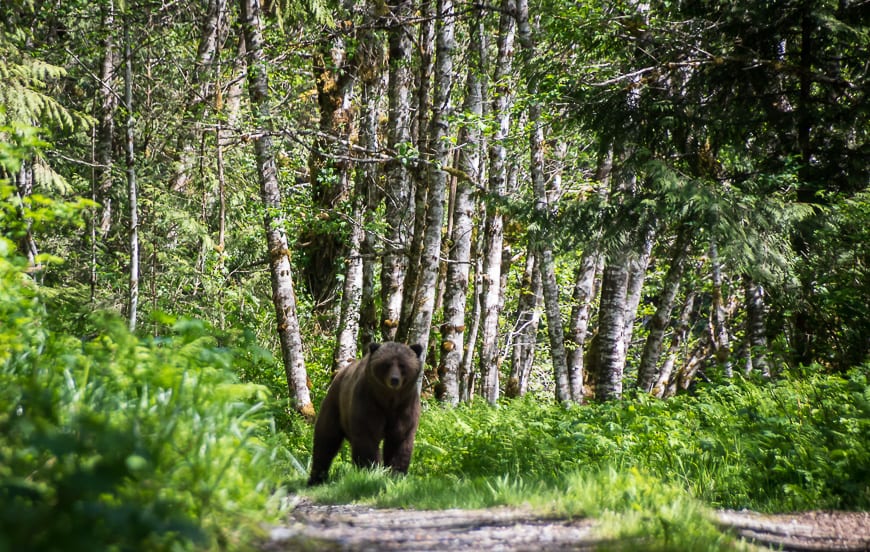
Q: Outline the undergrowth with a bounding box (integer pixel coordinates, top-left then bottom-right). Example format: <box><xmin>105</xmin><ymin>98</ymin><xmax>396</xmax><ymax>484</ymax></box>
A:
<box><xmin>0</xmin><ymin>239</ymin><xmax>294</xmax><ymax>551</ymax></box>
<box><xmin>294</xmin><ymin>363</ymin><xmax>869</xmax><ymax>548</ymax></box>
<box><xmin>295</xmin><ymin>369</ymin><xmax>869</xmax><ymax>512</ymax></box>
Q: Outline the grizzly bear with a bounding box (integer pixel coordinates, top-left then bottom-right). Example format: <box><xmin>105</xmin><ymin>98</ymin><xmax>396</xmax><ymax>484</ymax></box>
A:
<box><xmin>307</xmin><ymin>341</ymin><xmax>424</xmax><ymax>486</ymax></box>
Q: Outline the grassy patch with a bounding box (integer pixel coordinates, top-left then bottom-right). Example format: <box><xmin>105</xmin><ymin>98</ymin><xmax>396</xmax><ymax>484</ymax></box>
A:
<box><xmin>299</xmin><ymin>466</ymin><xmax>746</xmax><ymax>551</ymax></box>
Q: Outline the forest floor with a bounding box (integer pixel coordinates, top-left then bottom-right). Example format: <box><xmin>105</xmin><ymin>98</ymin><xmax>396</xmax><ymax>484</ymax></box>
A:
<box><xmin>262</xmin><ymin>499</ymin><xmax>870</xmax><ymax>551</ymax></box>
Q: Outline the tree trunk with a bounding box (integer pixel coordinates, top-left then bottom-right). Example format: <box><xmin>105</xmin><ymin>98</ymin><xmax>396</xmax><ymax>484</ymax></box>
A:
<box><xmin>637</xmin><ymin>227</ymin><xmax>690</xmax><ymax>392</ymax></box>
<box><xmin>478</xmin><ymin>0</ymin><xmax>516</xmax><ymax>405</ymax></box>
<box><xmin>656</xmin><ymin>290</ymin><xmax>696</xmax><ymax>397</ymax></box>
<box><xmin>96</xmin><ymin>0</ymin><xmax>117</xmax><ymax>240</ymax></box>
<box><xmin>507</xmin><ymin>251</ymin><xmax>542</xmax><ymax>398</ymax></box>
<box><xmin>437</xmin><ymin>0</ymin><xmax>481</xmax><ymax>405</ymax></box>
<box><xmin>593</xmin><ymin>165</ymin><xmax>637</xmax><ymax>401</ymax></box>
<box><xmin>516</xmin><ymin>0</ymin><xmax>570</xmax><ymax>404</ymax></box>
<box><xmin>621</xmin><ymin>224</ymin><xmax>655</xmax><ymax>356</ymax></box>
<box><xmin>12</xmin><ymin>162</ymin><xmax>40</xmax><ymax>269</ymax></box>
<box><xmin>170</xmin><ymin>0</ymin><xmax>228</xmax><ymax>193</ymax></box>
<box><xmin>332</xmin><ymin>4</ymin><xmax>385</xmax><ymax>371</ymax></box>
<box><xmin>303</xmin><ymin>22</ymin><xmax>356</xmax><ymax>310</ymax></box>
<box><xmin>239</xmin><ymin>0</ymin><xmax>313</xmax><ymax>420</ymax></box>
<box><xmin>332</xmin><ymin>194</ymin><xmax>364</xmax><ymax>373</ymax></box>
<box><xmin>744</xmin><ymin>275</ymin><xmax>770</xmax><ymax>377</ymax></box>
<box><xmin>595</xmin><ymin>258</ymin><xmax>629</xmax><ymax>401</ymax></box>
<box><xmin>399</xmin><ymin>0</ymin><xmax>455</xmax><ymax>370</ymax></box>
<box><xmin>380</xmin><ymin>0</ymin><xmax>415</xmax><ymax>341</ymax></box>
<box><xmin>123</xmin><ymin>12</ymin><xmax>139</xmax><ymax>332</ymax></box>
<box><xmin>566</xmin><ymin>251</ymin><xmax>599</xmax><ymax>402</ymax></box>
<box><xmin>566</xmin><ymin>148</ymin><xmax>611</xmax><ymax>401</ymax></box>
<box><xmin>709</xmin><ymin>234</ymin><xmax>733</xmax><ymax>377</ymax></box>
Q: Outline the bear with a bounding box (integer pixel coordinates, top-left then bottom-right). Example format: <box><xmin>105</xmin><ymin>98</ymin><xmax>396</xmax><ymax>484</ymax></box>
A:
<box><xmin>307</xmin><ymin>341</ymin><xmax>424</xmax><ymax>486</ymax></box>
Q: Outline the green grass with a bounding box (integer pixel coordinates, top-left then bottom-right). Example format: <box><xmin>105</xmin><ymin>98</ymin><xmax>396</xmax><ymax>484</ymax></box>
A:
<box><xmin>292</xmin><ymin>366</ymin><xmax>869</xmax><ymax>549</ymax></box>
<box><xmin>298</xmin><ymin>465</ymin><xmax>746</xmax><ymax>551</ymax></box>
<box><xmin>0</xmin><ymin>241</ymin><xmax>296</xmax><ymax>551</ymax></box>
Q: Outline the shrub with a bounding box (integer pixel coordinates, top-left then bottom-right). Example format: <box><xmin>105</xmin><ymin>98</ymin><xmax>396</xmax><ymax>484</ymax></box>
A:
<box><xmin>0</xmin><ymin>238</ymin><xmax>292</xmax><ymax>551</ymax></box>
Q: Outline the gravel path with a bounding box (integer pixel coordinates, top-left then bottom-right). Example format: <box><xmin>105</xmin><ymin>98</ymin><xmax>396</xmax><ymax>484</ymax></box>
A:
<box><xmin>263</xmin><ymin>500</ymin><xmax>870</xmax><ymax>551</ymax></box>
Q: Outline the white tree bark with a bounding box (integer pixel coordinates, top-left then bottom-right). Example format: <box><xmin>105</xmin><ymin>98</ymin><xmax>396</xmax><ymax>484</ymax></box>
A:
<box><xmin>96</xmin><ymin>0</ymin><xmax>117</xmax><ymax>239</ymax></box>
<box><xmin>516</xmin><ymin>0</ymin><xmax>571</xmax><ymax>403</ymax></box>
<box><xmin>638</xmin><ymin>228</ymin><xmax>689</xmax><ymax>392</ymax></box>
<box><xmin>507</xmin><ymin>251</ymin><xmax>542</xmax><ymax>398</ymax></box>
<box><xmin>744</xmin><ymin>275</ymin><xmax>770</xmax><ymax>377</ymax></box>
<box><xmin>123</xmin><ymin>12</ymin><xmax>139</xmax><ymax>332</ymax></box>
<box><xmin>381</xmin><ymin>0</ymin><xmax>416</xmax><ymax>340</ymax></box>
<box><xmin>239</xmin><ymin>0</ymin><xmax>312</xmax><ymax>419</ymax></box>
<box><xmin>478</xmin><ymin>0</ymin><xmax>516</xmax><ymax>405</ymax></box>
<box><xmin>171</xmin><ymin>0</ymin><xmax>229</xmax><ymax>192</ymax></box>
<box><xmin>566</xmin><ymin>251</ymin><xmax>599</xmax><ymax>402</ymax></box>
<box><xmin>709</xmin><ymin>234</ymin><xmax>733</xmax><ymax>377</ymax></box>
<box><xmin>437</xmin><ymin>0</ymin><xmax>481</xmax><ymax>405</ymax></box>
<box><xmin>620</xmin><ymin>224</ymin><xmax>655</xmax><ymax>355</ymax></box>
<box><xmin>400</xmin><ymin>0</ymin><xmax>455</xmax><ymax>372</ymax></box>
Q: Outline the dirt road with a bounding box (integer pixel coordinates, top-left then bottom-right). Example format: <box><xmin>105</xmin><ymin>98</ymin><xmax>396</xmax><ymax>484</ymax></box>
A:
<box><xmin>263</xmin><ymin>500</ymin><xmax>870</xmax><ymax>551</ymax></box>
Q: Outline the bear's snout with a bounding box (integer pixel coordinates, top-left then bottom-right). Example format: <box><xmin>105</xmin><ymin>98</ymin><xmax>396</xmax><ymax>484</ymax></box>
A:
<box><xmin>386</xmin><ymin>365</ymin><xmax>403</xmax><ymax>388</ymax></box>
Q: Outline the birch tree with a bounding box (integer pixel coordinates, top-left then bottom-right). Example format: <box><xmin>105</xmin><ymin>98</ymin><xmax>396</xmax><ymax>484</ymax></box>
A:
<box><xmin>169</xmin><ymin>0</ymin><xmax>229</xmax><ymax>193</ymax></box>
<box><xmin>637</xmin><ymin>227</ymin><xmax>690</xmax><ymax>392</ymax></box>
<box><xmin>478</xmin><ymin>0</ymin><xmax>516</xmax><ymax>404</ymax></box>
<box><xmin>333</xmin><ymin>3</ymin><xmax>384</xmax><ymax>372</ymax></box>
<box><xmin>709</xmin><ymin>234</ymin><xmax>733</xmax><ymax>377</ymax></box>
<box><xmin>398</xmin><ymin>0</ymin><xmax>455</xmax><ymax>369</ymax></box>
<box><xmin>516</xmin><ymin>0</ymin><xmax>570</xmax><ymax>403</ymax></box>
<box><xmin>96</xmin><ymin>0</ymin><xmax>117</xmax><ymax>240</ymax></box>
<box><xmin>123</xmin><ymin>10</ymin><xmax>139</xmax><ymax>332</ymax></box>
<box><xmin>380</xmin><ymin>0</ymin><xmax>415</xmax><ymax>340</ymax></box>
<box><xmin>239</xmin><ymin>0</ymin><xmax>313</xmax><ymax>419</ymax></box>
<box><xmin>506</xmin><ymin>252</ymin><xmax>541</xmax><ymax>398</ymax></box>
<box><xmin>744</xmin><ymin>275</ymin><xmax>770</xmax><ymax>377</ymax></box>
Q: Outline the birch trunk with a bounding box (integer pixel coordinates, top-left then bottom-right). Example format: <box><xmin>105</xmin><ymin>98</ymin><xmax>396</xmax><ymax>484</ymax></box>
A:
<box><xmin>170</xmin><ymin>0</ymin><xmax>228</xmax><ymax>192</ymax></box>
<box><xmin>594</xmin><ymin>165</ymin><xmax>637</xmax><ymax>401</ymax></box>
<box><xmin>437</xmin><ymin>0</ymin><xmax>481</xmax><ymax>405</ymax></box>
<box><xmin>566</xmin><ymin>148</ymin><xmax>611</xmax><ymax>401</ymax></box>
<box><xmin>478</xmin><ymin>0</ymin><xmax>516</xmax><ymax>405</ymax></box>
<box><xmin>656</xmin><ymin>290</ymin><xmax>696</xmax><ymax>397</ymax></box>
<box><xmin>507</xmin><ymin>251</ymin><xmax>541</xmax><ymax>398</ymax></box>
<box><xmin>123</xmin><ymin>13</ymin><xmax>139</xmax><ymax>332</ymax></box>
<box><xmin>399</xmin><ymin>0</ymin><xmax>455</xmax><ymax>371</ymax></box>
<box><xmin>566</xmin><ymin>251</ymin><xmax>599</xmax><ymax>402</ymax></box>
<box><xmin>239</xmin><ymin>0</ymin><xmax>313</xmax><ymax>419</ymax></box>
<box><xmin>460</xmin><ymin>247</ymin><xmax>483</xmax><ymax>402</ymax></box>
<box><xmin>332</xmin><ymin>5</ymin><xmax>384</xmax><ymax>369</ymax></box>
<box><xmin>709</xmin><ymin>234</ymin><xmax>733</xmax><ymax>377</ymax></box>
<box><xmin>595</xmin><ymin>258</ymin><xmax>629</xmax><ymax>401</ymax></box>
<box><xmin>332</xmin><ymin>194</ymin><xmax>364</xmax><ymax>372</ymax></box>
<box><xmin>381</xmin><ymin>0</ymin><xmax>415</xmax><ymax>340</ymax></box>
<box><xmin>96</xmin><ymin>0</ymin><xmax>117</xmax><ymax>239</ymax></box>
<box><xmin>744</xmin><ymin>275</ymin><xmax>770</xmax><ymax>377</ymax></box>
<box><xmin>637</xmin><ymin>228</ymin><xmax>689</xmax><ymax>392</ymax></box>
<box><xmin>398</xmin><ymin>0</ymin><xmax>435</xmax><ymax>339</ymax></box>
<box><xmin>621</xmin><ymin>225</ymin><xmax>654</xmax><ymax>356</ymax></box>
<box><xmin>516</xmin><ymin>0</ymin><xmax>570</xmax><ymax>403</ymax></box>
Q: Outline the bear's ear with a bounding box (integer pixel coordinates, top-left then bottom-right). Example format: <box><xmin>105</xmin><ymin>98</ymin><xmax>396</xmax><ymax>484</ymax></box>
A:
<box><xmin>367</xmin><ymin>342</ymin><xmax>381</xmax><ymax>355</ymax></box>
<box><xmin>410</xmin><ymin>343</ymin><xmax>424</xmax><ymax>358</ymax></box>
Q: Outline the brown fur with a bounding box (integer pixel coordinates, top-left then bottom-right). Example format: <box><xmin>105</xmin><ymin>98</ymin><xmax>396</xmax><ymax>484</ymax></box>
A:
<box><xmin>307</xmin><ymin>342</ymin><xmax>424</xmax><ymax>486</ymax></box>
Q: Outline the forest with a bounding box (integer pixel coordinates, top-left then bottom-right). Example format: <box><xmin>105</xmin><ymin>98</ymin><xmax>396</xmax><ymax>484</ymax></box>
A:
<box><xmin>1</xmin><ymin>0</ymin><xmax>868</xmax><ymax>549</ymax></box>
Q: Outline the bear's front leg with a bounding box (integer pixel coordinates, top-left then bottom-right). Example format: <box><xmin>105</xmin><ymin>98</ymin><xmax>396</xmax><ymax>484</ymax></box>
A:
<box><xmin>383</xmin><ymin>417</ymin><xmax>418</xmax><ymax>474</ymax></box>
<box><xmin>308</xmin><ymin>392</ymin><xmax>345</xmax><ymax>486</ymax></box>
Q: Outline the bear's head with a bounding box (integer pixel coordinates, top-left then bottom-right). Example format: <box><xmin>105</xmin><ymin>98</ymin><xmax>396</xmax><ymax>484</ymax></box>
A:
<box><xmin>366</xmin><ymin>341</ymin><xmax>424</xmax><ymax>391</ymax></box>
